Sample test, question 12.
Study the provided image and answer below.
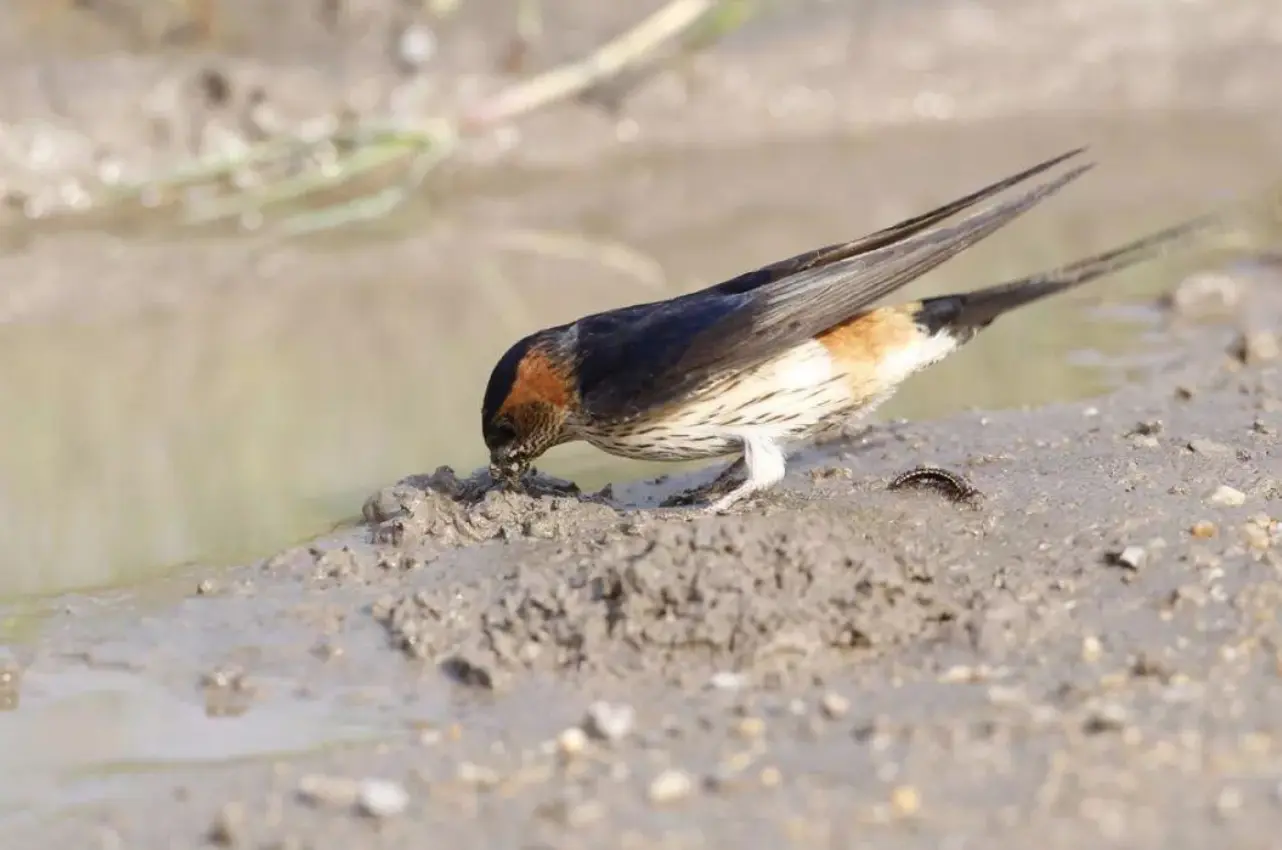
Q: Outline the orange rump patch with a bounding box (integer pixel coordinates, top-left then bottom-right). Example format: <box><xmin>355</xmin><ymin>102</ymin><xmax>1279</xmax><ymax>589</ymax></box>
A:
<box><xmin>815</xmin><ymin>305</ymin><xmax>925</xmax><ymax>390</ymax></box>
<box><xmin>816</xmin><ymin>305</ymin><xmax>922</xmax><ymax>362</ymax></box>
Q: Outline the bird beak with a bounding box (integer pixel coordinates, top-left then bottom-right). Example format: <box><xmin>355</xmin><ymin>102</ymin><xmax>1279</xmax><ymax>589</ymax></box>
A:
<box><xmin>489</xmin><ymin>458</ymin><xmax>527</xmax><ymax>489</ymax></box>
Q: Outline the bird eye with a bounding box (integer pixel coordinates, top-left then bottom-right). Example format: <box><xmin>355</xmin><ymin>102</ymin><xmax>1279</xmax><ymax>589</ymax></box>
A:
<box><xmin>487</xmin><ymin>421</ymin><xmax>517</xmax><ymax>449</ymax></box>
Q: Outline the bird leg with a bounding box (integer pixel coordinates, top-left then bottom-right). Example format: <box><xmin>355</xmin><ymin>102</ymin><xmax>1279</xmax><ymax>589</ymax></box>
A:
<box><xmin>703</xmin><ymin>433</ymin><xmax>787</xmax><ymax>514</ymax></box>
<box><xmin>660</xmin><ymin>457</ymin><xmax>746</xmax><ymax>508</ymax></box>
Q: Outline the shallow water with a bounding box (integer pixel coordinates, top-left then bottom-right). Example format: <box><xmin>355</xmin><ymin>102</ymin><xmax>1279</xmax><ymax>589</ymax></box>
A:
<box><xmin>0</xmin><ymin>111</ymin><xmax>1276</xmax><ymax>599</ymax></box>
<box><xmin>0</xmin><ymin>668</ymin><xmax>395</xmax><ymax>823</ymax></box>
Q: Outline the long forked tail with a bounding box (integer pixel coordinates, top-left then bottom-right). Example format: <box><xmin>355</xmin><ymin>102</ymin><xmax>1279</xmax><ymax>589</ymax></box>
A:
<box><xmin>912</xmin><ymin>211</ymin><xmax>1221</xmax><ymax>335</ymax></box>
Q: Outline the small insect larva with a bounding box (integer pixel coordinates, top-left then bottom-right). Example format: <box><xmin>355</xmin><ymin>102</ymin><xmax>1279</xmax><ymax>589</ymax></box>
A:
<box><xmin>887</xmin><ymin>465</ymin><xmax>982</xmax><ymax>503</ymax></box>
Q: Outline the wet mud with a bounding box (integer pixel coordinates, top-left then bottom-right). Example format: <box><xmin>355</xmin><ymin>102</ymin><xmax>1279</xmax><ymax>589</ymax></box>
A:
<box><xmin>2</xmin><ymin>0</ymin><xmax>1281</xmax><ymax>597</ymax></box>
<box><xmin>6</xmin><ymin>266</ymin><xmax>1278</xmax><ymax>848</ymax></box>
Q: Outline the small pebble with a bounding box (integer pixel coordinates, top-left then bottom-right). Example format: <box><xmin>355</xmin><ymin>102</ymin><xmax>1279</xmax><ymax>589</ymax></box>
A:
<box><xmin>1129</xmin><ymin>419</ymin><xmax>1164</xmax><ymax>436</ymax></box>
<box><xmin>540</xmin><ymin>797</ymin><xmax>605</xmax><ymax>828</ymax></box>
<box><xmin>1191</xmin><ymin>521</ymin><xmax>1219</xmax><ymax>539</ymax></box>
<box><xmin>708</xmin><ymin>671</ymin><xmax>746</xmax><ymax>690</ymax></box>
<box><xmin>819</xmin><ymin>692</ymin><xmax>850</xmax><ymax>719</ymax></box>
<box><xmin>393</xmin><ymin>22</ymin><xmax>437</xmax><ymax>73</ymax></box>
<box><xmin>357</xmin><ymin>779</ymin><xmax>409</xmax><ymax>818</ymax></box>
<box><xmin>297</xmin><ymin>774</ymin><xmax>360</xmax><ymax>808</ymax></box>
<box><xmin>986</xmin><ymin>684</ymin><xmax>1027</xmax><ymax>706</ymax></box>
<box><xmin>0</xmin><ymin>662</ymin><xmax>21</xmax><ymax>689</ymax></box>
<box><xmin>1109</xmin><ymin>546</ymin><xmax>1147</xmax><ymax>571</ymax></box>
<box><xmin>1232</xmin><ymin>330</ymin><xmax>1280</xmax><ymax>364</ymax></box>
<box><xmin>1081</xmin><ymin>635</ymin><xmax>1103</xmax><ymax>661</ymax></box>
<box><xmin>1215</xmin><ymin>786</ymin><xmax>1244</xmax><ymax>818</ymax></box>
<box><xmin>557</xmin><ymin>727</ymin><xmax>589</xmax><ymax>757</ymax></box>
<box><xmin>1188</xmin><ymin>438</ymin><xmax>1230</xmax><ymax>455</ymax></box>
<box><xmin>939</xmin><ymin>664</ymin><xmax>982</xmax><ymax>683</ymax></box>
<box><xmin>708</xmin><ymin>751</ymin><xmax>756</xmax><ymax>789</ymax></box>
<box><xmin>583</xmin><ymin>701</ymin><xmax>635</xmax><ymax>742</ymax></box>
<box><xmin>706</xmin><ymin>763</ymin><xmax>753</xmax><ymax>793</ymax></box>
<box><xmin>891</xmin><ymin>785</ymin><xmax>921</xmax><ymax>817</ymax></box>
<box><xmin>1166</xmin><ymin>272</ymin><xmax>1242</xmax><ymax>316</ymax></box>
<box><xmin>648</xmin><ymin>769</ymin><xmax>695</xmax><ymax>804</ymax></box>
<box><xmin>733</xmin><ymin>716</ymin><xmax>767</xmax><ymax>739</ymax></box>
<box><xmin>1207</xmin><ymin>485</ymin><xmax>1246</xmax><ymax>507</ymax></box>
<box><xmin>456</xmin><ymin>762</ymin><xmax>501</xmax><ymax>787</ymax></box>
<box><xmin>1083</xmin><ymin>702</ymin><xmax>1129</xmax><ymax>733</ymax></box>
<box><xmin>1243</xmin><ymin>521</ymin><xmax>1273</xmax><ymax>551</ymax></box>
<box><xmin>207</xmin><ymin>803</ymin><xmax>246</xmax><ymax>846</ymax></box>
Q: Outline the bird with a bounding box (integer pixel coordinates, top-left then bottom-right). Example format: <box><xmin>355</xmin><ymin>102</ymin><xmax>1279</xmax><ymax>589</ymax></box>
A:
<box><xmin>480</xmin><ymin>147</ymin><xmax>1219</xmax><ymax>513</ymax></box>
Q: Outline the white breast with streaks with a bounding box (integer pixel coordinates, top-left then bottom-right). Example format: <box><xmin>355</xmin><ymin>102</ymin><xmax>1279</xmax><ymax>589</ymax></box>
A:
<box><xmin>578</xmin><ymin>339</ymin><xmax>853</xmax><ymax>462</ymax></box>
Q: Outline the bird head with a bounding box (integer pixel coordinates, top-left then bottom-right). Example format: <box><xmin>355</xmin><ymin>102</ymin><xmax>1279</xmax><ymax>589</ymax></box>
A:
<box><xmin>481</xmin><ymin>334</ymin><xmax>573</xmax><ymax>486</ymax></box>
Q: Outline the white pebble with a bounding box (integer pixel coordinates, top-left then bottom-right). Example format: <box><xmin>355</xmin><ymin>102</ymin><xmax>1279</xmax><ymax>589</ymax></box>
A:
<box><xmin>557</xmin><ymin>726</ymin><xmax>589</xmax><ymax>756</ymax></box>
<box><xmin>820</xmin><ymin>692</ymin><xmax>850</xmax><ymax>719</ymax></box>
<box><xmin>583</xmin><ymin>701</ymin><xmax>635</xmax><ymax>742</ymax></box>
<box><xmin>647</xmin><ymin>769</ymin><xmax>695</xmax><ymax>804</ymax></box>
<box><xmin>1208</xmin><ymin>485</ymin><xmax>1246</xmax><ymax>507</ymax></box>
<box><xmin>358</xmin><ymin>779</ymin><xmax>409</xmax><ymax>818</ymax></box>
<box><xmin>1114</xmin><ymin>546</ymin><xmax>1147</xmax><ymax>571</ymax></box>
<box><xmin>708</xmin><ymin>671</ymin><xmax>746</xmax><ymax>690</ymax></box>
<box><xmin>395</xmin><ymin>23</ymin><xmax>437</xmax><ymax>72</ymax></box>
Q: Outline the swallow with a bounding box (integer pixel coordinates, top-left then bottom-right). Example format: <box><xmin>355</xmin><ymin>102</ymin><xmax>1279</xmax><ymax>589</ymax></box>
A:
<box><xmin>481</xmin><ymin>147</ymin><xmax>1218</xmax><ymax>513</ymax></box>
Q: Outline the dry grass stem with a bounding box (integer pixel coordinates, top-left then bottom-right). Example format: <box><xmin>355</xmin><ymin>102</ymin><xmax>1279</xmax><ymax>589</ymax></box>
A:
<box><xmin>73</xmin><ymin>0</ymin><xmax>755</xmax><ymax>238</ymax></box>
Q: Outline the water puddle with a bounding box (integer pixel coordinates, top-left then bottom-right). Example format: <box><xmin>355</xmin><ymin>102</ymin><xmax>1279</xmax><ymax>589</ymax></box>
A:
<box><xmin>0</xmin><ymin>666</ymin><xmax>425</xmax><ymax>825</ymax></box>
<box><xmin>0</xmin><ymin>111</ymin><xmax>1276</xmax><ymax>598</ymax></box>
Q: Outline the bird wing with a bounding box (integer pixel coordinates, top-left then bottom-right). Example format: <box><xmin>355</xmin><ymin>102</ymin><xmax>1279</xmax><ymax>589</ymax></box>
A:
<box><xmin>576</xmin><ymin>156</ymin><xmax>1093</xmax><ymax>423</ymax></box>
<box><xmin>702</xmin><ymin>147</ymin><xmax>1086</xmax><ymax>298</ymax></box>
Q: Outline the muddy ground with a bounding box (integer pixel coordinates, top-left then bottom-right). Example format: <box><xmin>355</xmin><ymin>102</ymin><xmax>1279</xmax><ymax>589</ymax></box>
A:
<box><xmin>1</xmin><ymin>0</ymin><xmax>1282</xmax><ymax>847</ymax></box>
<box><xmin>5</xmin><ymin>267</ymin><xmax>1281</xmax><ymax>849</ymax></box>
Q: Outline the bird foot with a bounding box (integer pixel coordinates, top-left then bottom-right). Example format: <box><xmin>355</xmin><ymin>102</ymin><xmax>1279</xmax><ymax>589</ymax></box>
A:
<box><xmin>699</xmin><ymin>483</ymin><xmax>760</xmax><ymax>515</ymax></box>
<box><xmin>659</xmin><ymin>458</ymin><xmax>747</xmax><ymax>508</ymax></box>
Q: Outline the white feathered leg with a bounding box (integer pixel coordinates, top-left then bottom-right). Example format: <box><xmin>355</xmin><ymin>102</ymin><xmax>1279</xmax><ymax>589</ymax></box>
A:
<box><xmin>704</xmin><ymin>432</ymin><xmax>787</xmax><ymax>514</ymax></box>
